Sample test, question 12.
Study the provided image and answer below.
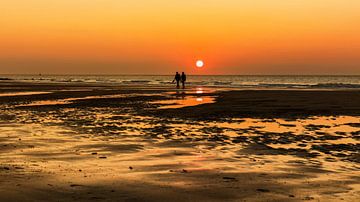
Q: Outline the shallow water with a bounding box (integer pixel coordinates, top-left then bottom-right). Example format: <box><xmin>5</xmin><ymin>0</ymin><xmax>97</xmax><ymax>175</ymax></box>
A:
<box><xmin>152</xmin><ymin>96</ymin><xmax>215</xmax><ymax>109</ymax></box>
<box><xmin>0</xmin><ymin>91</ymin><xmax>51</xmax><ymax>97</ymax></box>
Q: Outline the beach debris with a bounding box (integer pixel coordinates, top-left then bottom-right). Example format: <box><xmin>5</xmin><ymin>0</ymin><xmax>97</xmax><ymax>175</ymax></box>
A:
<box><xmin>2</xmin><ymin>167</ymin><xmax>10</xmax><ymax>170</ymax></box>
<box><xmin>182</xmin><ymin>169</ymin><xmax>190</xmax><ymax>173</ymax></box>
<box><xmin>303</xmin><ymin>196</ymin><xmax>314</xmax><ymax>200</ymax></box>
<box><xmin>70</xmin><ymin>184</ymin><xmax>83</xmax><ymax>187</ymax></box>
<box><xmin>91</xmin><ymin>152</ymin><xmax>98</xmax><ymax>155</ymax></box>
<box><xmin>99</xmin><ymin>156</ymin><xmax>107</xmax><ymax>159</ymax></box>
<box><xmin>289</xmin><ymin>194</ymin><xmax>295</xmax><ymax>198</ymax></box>
<box><xmin>256</xmin><ymin>188</ymin><xmax>270</xmax><ymax>193</ymax></box>
<box><xmin>223</xmin><ymin>177</ymin><xmax>237</xmax><ymax>181</ymax></box>
<box><xmin>129</xmin><ymin>166</ymin><xmax>133</xmax><ymax>170</ymax></box>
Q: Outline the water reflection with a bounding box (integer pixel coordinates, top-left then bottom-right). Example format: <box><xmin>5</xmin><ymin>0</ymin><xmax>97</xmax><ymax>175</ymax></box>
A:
<box><xmin>196</xmin><ymin>87</ymin><xmax>204</xmax><ymax>94</ymax></box>
<box><xmin>0</xmin><ymin>91</ymin><xmax>51</xmax><ymax>97</ymax></box>
<box><xmin>154</xmin><ymin>96</ymin><xmax>215</xmax><ymax>109</ymax></box>
<box><xmin>152</xmin><ymin>87</ymin><xmax>216</xmax><ymax>109</ymax></box>
<box><xmin>174</xmin><ymin>90</ymin><xmax>186</xmax><ymax>99</ymax></box>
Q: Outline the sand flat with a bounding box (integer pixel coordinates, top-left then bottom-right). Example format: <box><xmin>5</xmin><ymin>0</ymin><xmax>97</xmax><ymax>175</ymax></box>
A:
<box><xmin>0</xmin><ymin>81</ymin><xmax>359</xmax><ymax>201</ymax></box>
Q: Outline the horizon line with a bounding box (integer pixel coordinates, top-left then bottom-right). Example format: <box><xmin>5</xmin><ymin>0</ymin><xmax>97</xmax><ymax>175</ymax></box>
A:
<box><xmin>1</xmin><ymin>73</ymin><xmax>360</xmax><ymax>77</ymax></box>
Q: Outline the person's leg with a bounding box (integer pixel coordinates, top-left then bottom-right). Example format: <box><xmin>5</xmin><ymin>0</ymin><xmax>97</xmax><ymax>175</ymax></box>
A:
<box><xmin>176</xmin><ymin>81</ymin><xmax>179</xmax><ymax>88</ymax></box>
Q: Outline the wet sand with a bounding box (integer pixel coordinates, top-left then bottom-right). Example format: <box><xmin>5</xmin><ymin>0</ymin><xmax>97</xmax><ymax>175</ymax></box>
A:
<box><xmin>0</xmin><ymin>81</ymin><xmax>360</xmax><ymax>201</ymax></box>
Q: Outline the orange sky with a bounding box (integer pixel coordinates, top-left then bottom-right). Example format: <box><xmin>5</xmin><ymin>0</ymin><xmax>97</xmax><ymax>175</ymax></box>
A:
<box><xmin>0</xmin><ymin>0</ymin><xmax>359</xmax><ymax>74</ymax></box>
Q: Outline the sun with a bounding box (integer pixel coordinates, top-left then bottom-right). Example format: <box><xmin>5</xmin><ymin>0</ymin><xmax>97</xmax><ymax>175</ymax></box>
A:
<box><xmin>196</xmin><ymin>60</ymin><xmax>204</xmax><ymax>68</ymax></box>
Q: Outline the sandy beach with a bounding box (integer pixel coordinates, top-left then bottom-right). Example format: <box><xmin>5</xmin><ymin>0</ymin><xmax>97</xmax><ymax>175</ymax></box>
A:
<box><xmin>0</xmin><ymin>81</ymin><xmax>359</xmax><ymax>201</ymax></box>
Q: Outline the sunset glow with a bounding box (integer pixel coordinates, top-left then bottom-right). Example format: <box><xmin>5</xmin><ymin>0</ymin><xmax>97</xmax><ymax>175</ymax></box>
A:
<box><xmin>0</xmin><ymin>0</ymin><xmax>359</xmax><ymax>74</ymax></box>
<box><xmin>1</xmin><ymin>1</ymin><xmax>360</xmax><ymax>200</ymax></box>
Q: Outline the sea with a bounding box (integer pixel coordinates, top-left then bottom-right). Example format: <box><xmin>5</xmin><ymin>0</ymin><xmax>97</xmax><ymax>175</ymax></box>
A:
<box><xmin>1</xmin><ymin>75</ymin><xmax>360</xmax><ymax>89</ymax></box>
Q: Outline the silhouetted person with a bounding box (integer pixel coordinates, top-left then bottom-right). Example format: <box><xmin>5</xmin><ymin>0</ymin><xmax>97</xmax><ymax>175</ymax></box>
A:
<box><xmin>181</xmin><ymin>72</ymin><xmax>187</xmax><ymax>89</ymax></box>
<box><xmin>172</xmin><ymin>72</ymin><xmax>181</xmax><ymax>88</ymax></box>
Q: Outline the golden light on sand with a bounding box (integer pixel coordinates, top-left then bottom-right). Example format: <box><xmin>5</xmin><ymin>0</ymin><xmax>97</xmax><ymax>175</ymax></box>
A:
<box><xmin>196</xmin><ymin>60</ymin><xmax>204</xmax><ymax>68</ymax></box>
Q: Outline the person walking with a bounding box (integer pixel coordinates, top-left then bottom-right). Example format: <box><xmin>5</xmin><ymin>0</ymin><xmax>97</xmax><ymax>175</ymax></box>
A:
<box><xmin>172</xmin><ymin>72</ymin><xmax>181</xmax><ymax>88</ymax></box>
<box><xmin>181</xmin><ymin>72</ymin><xmax>187</xmax><ymax>89</ymax></box>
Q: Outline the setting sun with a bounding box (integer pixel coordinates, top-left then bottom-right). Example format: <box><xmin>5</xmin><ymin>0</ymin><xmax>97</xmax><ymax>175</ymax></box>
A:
<box><xmin>196</xmin><ymin>60</ymin><xmax>204</xmax><ymax>68</ymax></box>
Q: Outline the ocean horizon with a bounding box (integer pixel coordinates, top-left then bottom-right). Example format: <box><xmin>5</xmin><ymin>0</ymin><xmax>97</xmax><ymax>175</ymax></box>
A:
<box><xmin>1</xmin><ymin>74</ymin><xmax>359</xmax><ymax>89</ymax></box>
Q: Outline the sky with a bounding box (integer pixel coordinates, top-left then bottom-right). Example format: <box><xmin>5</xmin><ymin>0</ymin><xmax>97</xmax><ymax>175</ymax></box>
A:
<box><xmin>0</xmin><ymin>0</ymin><xmax>359</xmax><ymax>75</ymax></box>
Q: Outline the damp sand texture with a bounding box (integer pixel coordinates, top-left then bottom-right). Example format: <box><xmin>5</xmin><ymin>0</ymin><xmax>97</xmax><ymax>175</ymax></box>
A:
<box><xmin>0</xmin><ymin>81</ymin><xmax>360</xmax><ymax>202</ymax></box>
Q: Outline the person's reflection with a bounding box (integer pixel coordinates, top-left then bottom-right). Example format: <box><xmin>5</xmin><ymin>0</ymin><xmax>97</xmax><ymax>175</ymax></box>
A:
<box><xmin>175</xmin><ymin>90</ymin><xmax>186</xmax><ymax>99</ymax></box>
<box><xmin>181</xmin><ymin>91</ymin><xmax>186</xmax><ymax>99</ymax></box>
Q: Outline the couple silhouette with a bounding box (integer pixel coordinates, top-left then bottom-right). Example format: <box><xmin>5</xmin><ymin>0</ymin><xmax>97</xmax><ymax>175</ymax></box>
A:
<box><xmin>173</xmin><ymin>72</ymin><xmax>187</xmax><ymax>89</ymax></box>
